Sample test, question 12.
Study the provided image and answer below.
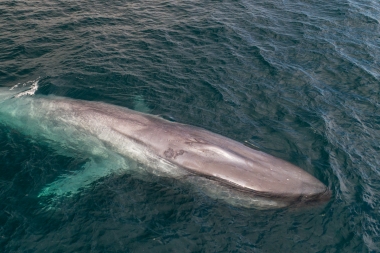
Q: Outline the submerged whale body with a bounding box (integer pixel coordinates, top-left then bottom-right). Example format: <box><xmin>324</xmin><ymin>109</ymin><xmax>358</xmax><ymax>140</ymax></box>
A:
<box><xmin>0</xmin><ymin>83</ymin><xmax>330</xmax><ymax>209</ymax></box>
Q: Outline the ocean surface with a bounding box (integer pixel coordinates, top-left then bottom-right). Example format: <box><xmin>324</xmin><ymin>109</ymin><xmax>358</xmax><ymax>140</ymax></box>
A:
<box><xmin>0</xmin><ymin>0</ymin><xmax>379</xmax><ymax>252</ymax></box>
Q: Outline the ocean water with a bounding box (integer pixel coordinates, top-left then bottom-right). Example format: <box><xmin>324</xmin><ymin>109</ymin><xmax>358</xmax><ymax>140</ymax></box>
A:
<box><xmin>0</xmin><ymin>0</ymin><xmax>379</xmax><ymax>252</ymax></box>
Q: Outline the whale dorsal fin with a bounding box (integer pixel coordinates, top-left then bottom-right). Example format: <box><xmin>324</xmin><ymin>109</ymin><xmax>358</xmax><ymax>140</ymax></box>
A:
<box><xmin>243</xmin><ymin>140</ymin><xmax>262</xmax><ymax>151</ymax></box>
<box><xmin>157</xmin><ymin>114</ymin><xmax>177</xmax><ymax>122</ymax></box>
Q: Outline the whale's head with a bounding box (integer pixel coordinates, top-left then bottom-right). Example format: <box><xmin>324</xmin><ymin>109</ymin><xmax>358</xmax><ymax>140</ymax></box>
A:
<box><xmin>152</xmin><ymin>124</ymin><xmax>331</xmax><ymax>208</ymax></box>
<box><xmin>105</xmin><ymin>109</ymin><xmax>331</xmax><ymax>209</ymax></box>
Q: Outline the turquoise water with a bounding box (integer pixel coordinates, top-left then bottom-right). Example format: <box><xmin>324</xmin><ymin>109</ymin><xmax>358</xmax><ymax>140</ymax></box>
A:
<box><xmin>0</xmin><ymin>0</ymin><xmax>379</xmax><ymax>252</ymax></box>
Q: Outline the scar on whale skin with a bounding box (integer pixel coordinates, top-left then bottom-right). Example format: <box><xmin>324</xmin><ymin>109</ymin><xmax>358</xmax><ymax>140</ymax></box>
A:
<box><xmin>164</xmin><ymin>148</ymin><xmax>185</xmax><ymax>159</ymax></box>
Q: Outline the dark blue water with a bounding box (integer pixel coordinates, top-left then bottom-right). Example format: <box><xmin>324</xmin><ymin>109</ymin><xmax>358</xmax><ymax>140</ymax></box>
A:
<box><xmin>0</xmin><ymin>0</ymin><xmax>379</xmax><ymax>252</ymax></box>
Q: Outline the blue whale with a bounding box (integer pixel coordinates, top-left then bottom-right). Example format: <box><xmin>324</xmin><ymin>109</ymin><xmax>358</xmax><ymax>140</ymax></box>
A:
<box><xmin>0</xmin><ymin>82</ymin><xmax>330</xmax><ymax>209</ymax></box>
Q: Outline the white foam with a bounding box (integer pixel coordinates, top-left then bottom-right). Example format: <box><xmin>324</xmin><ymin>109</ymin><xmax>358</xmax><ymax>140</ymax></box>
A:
<box><xmin>14</xmin><ymin>79</ymin><xmax>39</xmax><ymax>97</ymax></box>
<box><xmin>9</xmin><ymin>83</ymin><xmax>20</xmax><ymax>90</ymax></box>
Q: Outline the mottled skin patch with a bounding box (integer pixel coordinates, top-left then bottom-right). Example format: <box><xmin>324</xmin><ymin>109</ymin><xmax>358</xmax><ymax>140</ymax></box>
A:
<box><xmin>175</xmin><ymin>150</ymin><xmax>185</xmax><ymax>158</ymax></box>
<box><xmin>164</xmin><ymin>148</ymin><xmax>185</xmax><ymax>159</ymax></box>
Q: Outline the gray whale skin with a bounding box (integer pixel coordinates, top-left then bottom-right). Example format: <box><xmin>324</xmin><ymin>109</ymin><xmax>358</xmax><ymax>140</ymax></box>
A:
<box><xmin>0</xmin><ymin>86</ymin><xmax>330</xmax><ymax>209</ymax></box>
